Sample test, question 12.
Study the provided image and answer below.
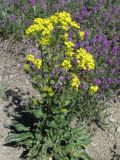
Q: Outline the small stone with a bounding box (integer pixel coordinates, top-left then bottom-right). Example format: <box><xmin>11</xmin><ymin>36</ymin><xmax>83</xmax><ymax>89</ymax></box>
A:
<box><xmin>0</xmin><ymin>122</ymin><xmax>4</xmax><ymax>129</ymax></box>
<box><xmin>109</xmin><ymin>117</ymin><xmax>115</xmax><ymax>122</ymax></box>
<box><xmin>4</xmin><ymin>123</ymin><xmax>10</xmax><ymax>129</ymax></box>
<box><xmin>10</xmin><ymin>75</ymin><xmax>13</xmax><ymax>78</ymax></box>
<box><xmin>0</xmin><ymin>76</ymin><xmax>2</xmax><ymax>82</ymax></box>
<box><xmin>26</xmin><ymin>81</ymin><xmax>29</xmax><ymax>84</ymax></box>
<box><xmin>17</xmin><ymin>64</ymin><xmax>20</xmax><ymax>67</ymax></box>
<box><xmin>117</xmin><ymin>127</ymin><xmax>120</xmax><ymax>133</ymax></box>
<box><xmin>91</xmin><ymin>142</ymin><xmax>97</xmax><ymax>146</ymax></box>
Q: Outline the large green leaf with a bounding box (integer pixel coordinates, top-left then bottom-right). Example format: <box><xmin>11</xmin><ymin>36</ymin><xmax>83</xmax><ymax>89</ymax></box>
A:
<box><xmin>19</xmin><ymin>139</ymin><xmax>33</xmax><ymax>148</ymax></box>
<box><xmin>12</xmin><ymin>123</ymin><xmax>30</xmax><ymax>132</ymax></box>
<box><xmin>79</xmin><ymin>152</ymin><xmax>92</xmax><ymax>160</ymax></box>
<box><xmin>22</xmin><ymin>110</ymin><xmax>43</xmax><ymax>119</ymax></box>
<box><xmin>72</xmin><ymin>149</ymin><xmax>92</xmax><ymax>160</ymax></box>
<box><xmin>5</xmin><ymin>132</ymin><xmax>33</xmax><ymax>143</ymax></box>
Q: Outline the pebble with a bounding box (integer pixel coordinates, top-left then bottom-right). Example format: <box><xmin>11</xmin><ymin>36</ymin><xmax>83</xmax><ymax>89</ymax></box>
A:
<box><xmin>17</xmin><ymin>64</ymin><xmax>20</xmax><ymax>67</ymax></box>
<box><xmin>26</xmin><ymin>81</ymin><xmax>29</xmax><ymax>84</ymax></box>
<box><xmin>91</xmin><ymin>142</ymin><xmax>97</xmax><ymax>146</ymax></box>
<box><xmin>10</xmin><ymin>75</ymin><xmax>13</xmax><ymax>78</ymax></box>
<box><xmin>0</xmin><ymin>122</ymin><xmax>4</xmax><ymax>129</ymax></box>
<box><xmin>109</xmin><ymin>117</ymin><xmax>115</xmax><ymax>122</ymax></box>
<box><xmin>117</xmin><ymin>127</ymin><xmax>120</xmax><ymax>133</ymax></box>
<box><xmin>0</xmin><ymin>76</ymin><xmax>2</xmax><ymax>82</ymax></box>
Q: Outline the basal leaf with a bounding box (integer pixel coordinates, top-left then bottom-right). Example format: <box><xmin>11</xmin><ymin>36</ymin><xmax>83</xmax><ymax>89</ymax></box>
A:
<box><xmin>22</xmin><ymin>110</ymin><xmax>43</xmax><ymax>118</ymax></box>
<box><xmin>79</xmin><ymin>152</ymin><xmax>92</xmax><ymax>160</ymax></box>
<box><xmin>12</xmin><ymin>123</ymin><xmax>30</xmax><ymax>132</ymax></box>
<box><xmin>5</xmin><ymin>132</ymin><xmax>33</xmax><ymax>143</ymax></box>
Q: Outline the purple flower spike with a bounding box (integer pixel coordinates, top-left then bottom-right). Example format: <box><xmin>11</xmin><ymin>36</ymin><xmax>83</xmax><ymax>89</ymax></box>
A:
<box><xmin>96</xmin><ymin>35</ymin><xmax>103</xmax><ymax>42</ymax></box>
<box><xmin>95</xmin><ymin>79</ymin><xmax>102</xmax><ymax>86</ymax></box>
<box><xmin>112</xmin><ymin>46</ymin><xmax>119</xmax><ymax>56</ymax></box>
<box><xmin>80</xmin><ymin>6</ymin><xmax>88</xmax><ymax>17</ymax></box>
<box><xmin>105</xmin><ymin>85</ymin><xmax>109</xmax><ymax>91</ymax></box>
<box><xmin>29</xmin><ymin>0</ymin><xmax>36</xmax><ymax>6</ymax></box>
<box><xmin>59</xmin><ymin>76</ymin><xmax>64</xmax><ymax>82</ymax></box>
<box><xmin>107</xmin><ymin>78</ymin><xmax>113</xmax><ymax>84</ymax></box>
<box><xmin>84</xmin><ymin>31</ymin><xmax>89</xmax><ymax>39</ymax></box>
<box><xmin>86</xmin><ymin>46</ymin><xmax>93</xmax><ymax>52</ymax></box>
<box><xmin>93</xmin><ymin>6</ymin><xmax>97</xmax><ymax>13</ymax></box>
<box><xmin>68</xmin><ymin>31</ymin><xmax>72</xmax><ymax>41</ymax></box>
<box><xmin>103</xmin><ymin>38</ymin><xmax>109</xmax><ymax>49</ymax></box>
<box><xmin>6</xmin><ymin>0</ymin><xmax>11</xmax><ymax>5</ymax></box>
<box><xmin>106</xmin><ymin>58</ymin><xmax>112</xmax><ymax>65</ymax></box>
<box><xmin>31</xmin><ymin>48</ymin><xmax>36</xmax><ymax>53</ymax></box>
<box><xmin>11</xmin><ymin>15</ymin><xmax>16</xmax><ymax>22</ymax></box>
<box><xmin>74</xmin><ymin>59</ymin><xmax>78</xmax><ymax>65</ymax></box>
<box><xmin>112</xmin><ymin>69</ymin><xmax>116</xmax><ymax>74</ymax></box>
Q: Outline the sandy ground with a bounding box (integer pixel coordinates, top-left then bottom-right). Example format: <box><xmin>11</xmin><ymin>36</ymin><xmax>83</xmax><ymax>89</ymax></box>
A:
<box><xmin>0</xmin><ymin>37</ymin><xmax>120</xmax><ymax>160</ymax></box>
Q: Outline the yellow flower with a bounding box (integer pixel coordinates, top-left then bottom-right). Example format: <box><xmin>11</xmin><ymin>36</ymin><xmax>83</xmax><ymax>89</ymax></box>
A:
<box><xmin>33</xmin><ymin>59</ymin><xmax>42</xmax><ymax>69</ymax></box>
<box><xmin>32</xmin><ymin>97</ymin><xmax>39</xmax><ymax>106</ymax></box>
<box><xmin>70</xmin><ymin>21</ymin><xmax>80</xmax><ymax>29</ymax></box>
<box><xmin>26</xmin><ymin>54</ymin><xmax>35</xmax><ymax>62</ymax></box>
<box><xmin>64</xmin><ymin>41</ymin><xmax>74</xmax><ymax>48</ymax></box>
<box><xmin>61</xmin><ymin>59</ymin><xmax>72</xmax><ymax>70</ymax></box>
<box><xmin>89</xmin><ymin>85</ymin><xmax>98</xmax><ymax>95</ymax></box>
<box><xmin>76</xmin><ymin>48</ymin><xmax>95</xmax><ymax>70</ymax></box>
<box><xmin>61</xmin><ymin>109</ymin><xmax>68</xmax><ymax>113</ymax></box>
<box><xmin>24</xmin><ymin>64</ymin><xmax>30</xmax><ymax>72</ymax></box>
<box><xmin>47</xmin><ymin>87</ymin><xmax>54</xmax><ymax>97</ymax></box>
<box><xmin>63</xmin><ymin>33</ymin><xmax>68</xmax><ymax>40</ymax></box>
<box><xmin>39</xmin><ymin>36</ymin><xmax>50</xmax><ymax>45</ymax></box>
<box><xmin>65</xmin><ymin>50</ymin><xmax>74</xmax><ymax>57</ymax></box>
<box><xmin>79</xmin><ymin>31</ymin><xmax>85</xmax><ymax>40</ymax></box>
<box><xmin>41</xmin><ymin>86</ymin><xmax>54</xmax><ymax>97</ymax></box>
<box><xmin>71</xmin><ymin>75</ymin><xmax>80</xmax><ymax>91</ymax></box>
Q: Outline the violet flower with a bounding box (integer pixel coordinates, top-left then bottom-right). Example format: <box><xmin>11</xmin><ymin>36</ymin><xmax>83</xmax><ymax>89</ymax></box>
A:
<box><xmin>107</xmin><ymin>78</ymin><xmax>113</xmax><ymax>84</ymax></box>
<box><xmin>84</xmin><ymin>31</ymin><xmax>89</xmax><ymax>39</ymax></box>
<box><xmin>6</xmin><ymin>0</ymin><xmax>11</xmax><ymax>5</ymax></box>
<box><xmin>112</xmin><ymin>46</ymin><xmax>119</xmax><ymax>56</ymax></box>
<box><xmin>86</xmin><ymin>46</ymin><xmax>93</xmax><ymax>52</ymax></box>
<box><xmin>11</xmin><ymin>15</ymin><xmax>16</xmax><ymax>22</ymax></box>
<box><xmin>29</xmin><ymin>0</ymin><xmax>36</xmax><ymax>6</ymax></box>
<box><xmin>95</xmin><ymin>79</ymin><xmax>102</xmax><ymax>86</ymax></box>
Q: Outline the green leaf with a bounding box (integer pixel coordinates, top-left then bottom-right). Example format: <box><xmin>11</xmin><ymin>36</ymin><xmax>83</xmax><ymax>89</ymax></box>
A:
<box><xmin>19</xmin><ymin>139</ymin><xmax>33</xmax><ymax>147</ymax></box>
<box><xmin>5</xmin><ymin>132</ymin><xmax>33</xmax><ymax>143</ymax></box>
<box><xmin>30</xmin><ymin>143</ymin><xmax>42</xmax><ymax>158</ymax></box>
<box><xmin>12</xmin><ymin>123</ymin><xmax>30</xmax><ymax>132</ymax></box>
<box><xmin>22</xmin><ymin>110</ymin><xmax>43</xmax><ymax>118</ymax></box>
<box><xmin>79</xmin><ymin>152</ymin><xmax>92</xmax><ymax>160</ymax></box>
<box><xmin>49</xmin><ymin>121</ymin><xmax>57</xmax><ymax>128</ymax></box>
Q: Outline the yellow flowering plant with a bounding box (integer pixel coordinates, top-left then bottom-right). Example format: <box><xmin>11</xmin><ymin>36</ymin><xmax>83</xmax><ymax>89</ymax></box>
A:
<box><xmin>23</xmin><ymin>11</ymin><xmax>100</xmax><ymax>121</ymax></box>
<box><xmin>25</xmin><ymin>12</ymin><xmax>96</xmax><ymax>91</ymax></box>
<box><xmin>6</xmin><ymin>12</ymin><xmax>102</xmax><ymax>160</ymax></box>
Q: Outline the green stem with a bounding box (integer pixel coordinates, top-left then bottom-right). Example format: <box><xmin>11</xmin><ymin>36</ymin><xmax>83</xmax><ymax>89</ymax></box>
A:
<box><xmin>39</xmin><ymin>45</ymin><xmax>44</xmax><ymax>79</ymax></box>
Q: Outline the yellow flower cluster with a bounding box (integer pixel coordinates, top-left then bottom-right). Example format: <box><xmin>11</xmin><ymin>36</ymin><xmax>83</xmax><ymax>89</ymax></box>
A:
<box><xmin>26</xmin><ymin>18</ymin><xmax>54</xmax><ymax>45</ymax></box>
<box><xmin>26</xmin><ymin>54</ymin><xmax>35</xmax><ymax>62</ymax></box>
<box><xmin>26</xmin><ymin>54</ymin><xmax>42</xmax><ymax>69</ymax></box>
<box><xmin>71</xmin><ymin>75</ymin><xmax>80</xmax><ymax>91</ymax></box>
<box><xmin>79</xmin><ymin>31</ymin><xmax>85</xmax><ymax>40</ymax></box>
<box><xmin>26</xmin><ymin>12</ymin><xmax>80</xmax><ymax>45</ymax></box>
<box><xmin>25</xmin><ymin>12</ymin><xmax>97</xmax><ymax>93</ymax></box>
<box><xmin>24</xmin><ymin>64</ymin><xmax>30</xmax><ymax>72</ymax></box>
<box><xmin>89</xmin><ymin>85</ymin><xmax>98</xmax><ymax>95</ymax></box>
<box><xmin>41</xmin><ymin>86</ymin><xmax>54</xmax><ymax>97</ymax></box>
<box><xmin>61</xmin><ymin>59</ymin><xmax>72</xmax><ymax>70</ymax></box>
<box><xmin>64</xmin><ymin>41</ymin><xmax>74</xmax><ymax>57</ymax></box>
<box><xmin>50</xmin><ymin>12</ymin><xmax>80</xmax><ymax>31</ymax></box>
<box><xmin>32</xmin><ymin>97</ymin><xmax>39</xmax><ymax>106</ymax></box>
<box><xmin>76</xmin><ymin>48</ymin><xmax>95</xmax><ymax>70</ymax></box>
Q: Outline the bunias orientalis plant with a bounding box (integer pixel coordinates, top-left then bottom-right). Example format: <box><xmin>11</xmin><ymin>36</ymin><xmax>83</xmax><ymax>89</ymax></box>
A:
<box><xmin>24</xmin><ymin>12</ymin><xmax>99</xmax><ymax>118</ymax></box>
<box><xmin>5</xmin><ymin>12</ymin><xmax>99</xmax><ymax>160</ymax></box>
